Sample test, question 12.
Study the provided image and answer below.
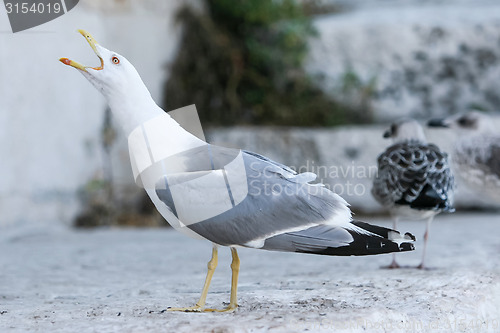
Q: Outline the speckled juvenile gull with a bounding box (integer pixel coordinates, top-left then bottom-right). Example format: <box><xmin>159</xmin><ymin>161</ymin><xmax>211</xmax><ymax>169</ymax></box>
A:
<box><xmin>372</xmin><ymin>119</ymin><xmax>455</xmax><ymax>269</ymax></box>
<box><xmin>60</xmin><ymin>30</ymin><xmax>415</xmax><ymax>312</ymax></box>
<box><xmin>428</xmin><ymin>111</ymin><xmax>500</xmax><ymax>203</ymax></box>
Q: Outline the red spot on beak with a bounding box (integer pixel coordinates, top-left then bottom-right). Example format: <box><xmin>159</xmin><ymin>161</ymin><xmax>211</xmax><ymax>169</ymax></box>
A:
<box><xmin>60</xmin><ymin>58</ymin><xmax>72</xmax><ymax>65</ymax></box>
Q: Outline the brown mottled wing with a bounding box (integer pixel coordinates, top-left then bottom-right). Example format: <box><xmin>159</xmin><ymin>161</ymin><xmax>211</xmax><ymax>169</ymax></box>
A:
<box><xmin>372</xmin><ymin>141</ymin><xmax>455</xmax><ymax>211</ymax></box>
<box><xmin>454</xmin><ymin>135</ymin><xmax>500</xmax><ymax>178</ymax></box>
<box><xmin>486</xmin><ymin>144</ymin><xmax>500</xmax><ymax>178</ymax></box>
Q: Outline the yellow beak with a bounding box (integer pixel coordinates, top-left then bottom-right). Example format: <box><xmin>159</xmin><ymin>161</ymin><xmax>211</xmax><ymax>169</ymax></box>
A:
<box><xmin>59</xmin><ymin>29</ymin><xmax>104</xmax><ymax>71</ymax></box>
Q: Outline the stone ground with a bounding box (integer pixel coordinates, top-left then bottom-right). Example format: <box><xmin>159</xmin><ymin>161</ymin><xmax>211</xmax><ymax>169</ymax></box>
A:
<box><xmin>1</xmin><ymin>212</ymin><xmax>499</xmax><ymax>332</ymax></box>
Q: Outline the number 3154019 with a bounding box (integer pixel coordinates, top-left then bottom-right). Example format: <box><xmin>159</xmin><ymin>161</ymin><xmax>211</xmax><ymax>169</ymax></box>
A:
<box><xmin>5</xmin><ymin>2</ymin><xmax>62</xmax><ymax>14</ymax></box>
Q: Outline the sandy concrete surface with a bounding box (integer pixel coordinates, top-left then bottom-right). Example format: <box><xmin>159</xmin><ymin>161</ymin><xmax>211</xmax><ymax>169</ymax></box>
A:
<box><xmin>1</xmin><ymin>213</ymin><xmax>499</xmax><ymax>332</ymax></box>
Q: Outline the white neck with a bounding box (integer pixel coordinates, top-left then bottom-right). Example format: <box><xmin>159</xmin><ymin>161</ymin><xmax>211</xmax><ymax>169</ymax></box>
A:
<box><xmin>107</xmin><ymin>88</ymin><xmax>164</xmax><ymax>135</ymax></box>
<box><xmin>393</xmin><ymin>122</ymin><xmax>427</xmax><ymax>144</ymax></box>
<box><xmin>103</xmin><ymin>74</ymin><xmax>206</xmax><ymax>150</ymax></box>
<box><xmin>125</xmin><ymin>102</ymin><xmax>208</xmax><ymax>183</ymax></box>
<box><xmin>393</xmin><ymin>133</ymin><xmax>427</xmax><ymax>144</ymax></box>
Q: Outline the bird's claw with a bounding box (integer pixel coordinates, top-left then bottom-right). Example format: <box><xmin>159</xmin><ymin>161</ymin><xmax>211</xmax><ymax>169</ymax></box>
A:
<box><xmin>204</xmin><ymin>304</ymin><xmax>238</xmax><ymax>313</ymax></box>
<box><xmin>382</xmin><ymin>261</ymin><xmax>401</xmax><ymax>269</ymax></box>
<box><xmin>167</xmin><ymin>305</ymin><xmax>204</xmax><ymax>312</ymax></box>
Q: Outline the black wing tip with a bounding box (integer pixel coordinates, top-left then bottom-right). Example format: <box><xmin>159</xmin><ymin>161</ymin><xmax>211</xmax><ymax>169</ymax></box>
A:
<box><xmin>400</xmin><ymin>242</ymin><xmax>415</xmax><ymax>252</ymax></box>
<box><xmin>295</xmin><ymin>239</ymin><xmax>415</xmax><ymax>257</ymax></box>
<box><xmin>331</xmin><ymin>220</ymin><xmax>416</xmax><ymax>256</ymax></box>
<box><xmin>352</xmin><ymin>220</ymin><xmax>416</xmax><ymax>241</ymax></box>
<box><xmin>404</xmin><ymin>232</ymin><xmax>416</xmax><ymax>241</ymax></box>
<box><xmin>294</xmin><ymin>228</ymin><xmax>416</xmax><ymax>257</ymax></box>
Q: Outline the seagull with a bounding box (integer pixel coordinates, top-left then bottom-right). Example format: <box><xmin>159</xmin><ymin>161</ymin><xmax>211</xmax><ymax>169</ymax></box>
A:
<box><xmin>60</xmin><ymin>30</ymin><xmax>415</xmax><ymax>312</ymax></box>
<box><xmin>428</xmin><ymin>111</ymin><xmax>500</xmax><ymax>203</ymax></box>
<box><xmin>372</xmin><ymin>119</ymin><xmax>455</xmax><ymax>269</ymax></box>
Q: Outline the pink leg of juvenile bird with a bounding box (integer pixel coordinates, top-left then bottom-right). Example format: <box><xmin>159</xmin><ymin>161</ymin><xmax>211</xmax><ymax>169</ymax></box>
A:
<box><xmin>384</xmin><ymin>216</ymin><xmax>400</xmax><ymax>269</ymax></box>
<box><xmin>417</xmin><ymin>216</ymin><xmax>434</xmax><ymax>269</ymax></box>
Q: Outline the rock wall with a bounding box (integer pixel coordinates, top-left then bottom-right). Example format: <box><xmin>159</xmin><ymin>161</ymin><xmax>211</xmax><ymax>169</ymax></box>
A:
<box><xmin>306</xmin><ymin>2</ymin><xmax>500</xmax><ymax>121</ymax></box>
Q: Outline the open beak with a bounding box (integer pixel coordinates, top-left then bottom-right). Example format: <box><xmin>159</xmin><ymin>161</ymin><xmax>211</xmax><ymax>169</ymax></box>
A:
<box><xmin>59</xmin><ymin>29</ymin><xmax>104</xmax><ymax>72</ymax></box>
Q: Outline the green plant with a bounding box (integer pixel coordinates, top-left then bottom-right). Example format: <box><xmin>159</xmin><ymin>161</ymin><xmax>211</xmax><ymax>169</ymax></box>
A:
<box><xmin>164</xmin><ymin>0</ymin><xmax>370</xmax><ymax>126</ymax></box>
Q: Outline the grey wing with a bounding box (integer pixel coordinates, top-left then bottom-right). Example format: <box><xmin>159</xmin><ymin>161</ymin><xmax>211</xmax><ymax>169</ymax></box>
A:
<box><xmin>242</xmin><ymin>150</ymin><xmax>297</xmax><ymax>176</ymax></box>
<box><xmin>372</xmin><ymin>142</ymin><xmax>454</xmax><ymax>210</ymax></box>
<box><xmin>154</xmin><ymin>145</ymin><xmax>415</xmax><ymax>255</ymax></box>
<box><xmin>155</xmin><ymin>146</ymin><xmax>352</xmax><ymax>247</ymax></box>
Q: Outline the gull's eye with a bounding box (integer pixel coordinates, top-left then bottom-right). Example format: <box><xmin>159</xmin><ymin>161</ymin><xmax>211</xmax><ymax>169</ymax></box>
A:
<box><xmin>112</xmin><ymin>56</ymin><xmax>120</xmax><ymax>65</ymax></box>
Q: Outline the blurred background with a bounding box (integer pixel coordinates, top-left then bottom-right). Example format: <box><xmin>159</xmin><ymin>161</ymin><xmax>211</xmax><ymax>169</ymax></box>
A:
<box><xmin>1</xmin><ymin>0</ymin><xmax>499</xmax><ymax>232</ymax></box>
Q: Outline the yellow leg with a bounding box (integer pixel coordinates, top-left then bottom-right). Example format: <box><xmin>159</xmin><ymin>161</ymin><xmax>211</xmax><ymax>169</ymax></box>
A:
<box><xmin>167</xmin><ymin>245</ymin><xmax>218</xmax><ymax>312</ymax></box>
<box><xmin>205</xmin><ymin>247</ymin><xmax>240</xmax><ymax>313</ymax></box>
<box><xmin>228</xmin><ymin>247</ymin><xmax>240</xmax><ymax>310</ymax></box>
